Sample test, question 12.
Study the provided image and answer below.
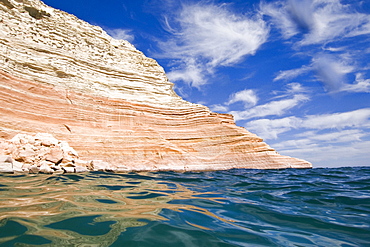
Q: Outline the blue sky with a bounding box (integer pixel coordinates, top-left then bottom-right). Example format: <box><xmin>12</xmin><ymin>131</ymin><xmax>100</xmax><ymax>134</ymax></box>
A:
<box><xmin>42</xmin><ymin>0</ymin><xmax>370</xmax><ymax>168</ymax></box>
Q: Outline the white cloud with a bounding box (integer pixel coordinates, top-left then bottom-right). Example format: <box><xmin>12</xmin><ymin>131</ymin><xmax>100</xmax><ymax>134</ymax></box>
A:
<box><xmin>308</xmin><ymin>129</ymin><xmax>365</xmax><ymax>143</ymax></box>
<box><xmin>289</xmin><ymin>129</ymin><xmax>365</xmax><ymax>143</ymax></box>
<box><xmin>262</xmin><ymin>0</ymin><xmax>370</xmax><ymax>95</ymax></box>
<box><xmin>275</xmin><ymin>139</ymin><xmax>370</xmax><ymax>167</ymax></box>
<box><xmin>302</xmin><ymin>108</ymin><xmax>370</xmax><ymax>129</ymax></box>
<box><xmin>208</xmin><ymin>89</ymin><xmax>258</xmax><ymax>113</ymax></box>
<box><xmin>274</xmin><ymin>54</ymin><xmax>370</xmax><ymax>93</ymax></box>
<box><xmin>261</xmin><ymin>0</ymin><xmax>370</xmax><ymax>46</ymax></box>
<box><xmin>245</xmin><ymin>108</ymin><xmax>370</xmax><ymax>140</ymax></box>
<box><xmin>245</xmin><ymin>116</ymin><xmax>301</xmax><ymax>139</ymax></box>
<box><xmin>229</xmin><ymin>94</ymin><xmax>309</xmax><ymax>121</ymax></box>
<box><xmin>158</xmin><ymin>3</ymin><xmax>269</xmax><ymax>88</ymax></box>
<box><xmin>285</xmin><ymin>82</ymin><xmax>311</xmax><ymax>94</ymax></box>
<box><xmin>166</xmin><ymin>58</ymin><xmax>207</xmax><ymax>89</ymax></box>
<box><xmin>323</xmin><ymin>46</ymin><xmax>347</xmax><ymax>52</ymax></box>
<box><xmin>346</xmin><ymin>16</ymin><xmax>370</xmax><ymax>37</ymax></box>
<box><xmin>105</xmin><ymin>28</ymin><xmax>134</xmax><ymax>43</ymax></box>
<box><xmin>273</xmin><ymin>66</ymin><xmax>312</xmax><ymax>82</ymax></box>
<box><xmin>340</xmin><ymin>73</ymin><xmax>370</xmax><ymax>93</ymax></box>
<box><xmin>210</xmin><ymin>104</ymin><xmax>229</xmax><ymax>112</ymax></box>
<box><xmin>226</xmin><ymin>89</ymin><xmax>258</xmax><ymax>107</ymax></box>
<box><xmin>246</xmin><ymin>109</ymin><xmax>370</xmax><ymax>167</ymax></box>
<box><xmin>215</xmin><ymin>84</ymin><xmax>309</xmax><ymax>123</ymax></box>
<box><xmin>260</xmin><ymin>1</ymin><xmax>298</xmax><ymax>39</ymax></box>
<box><xmin>271</xmin><ymin>83</ymin><xmax>311</xmax><ymax>100</ymax></box>
<box><xmin>312</xmin><ymin>53</ymin><xmax>355</xmax><ymax>91</ymax></box>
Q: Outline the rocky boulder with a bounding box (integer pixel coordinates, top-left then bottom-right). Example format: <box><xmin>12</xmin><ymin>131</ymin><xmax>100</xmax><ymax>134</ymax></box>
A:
<box><xmin>0</xmin><ymin>133</ymin><xmax>127</xmax><ymax>174</ymax></box>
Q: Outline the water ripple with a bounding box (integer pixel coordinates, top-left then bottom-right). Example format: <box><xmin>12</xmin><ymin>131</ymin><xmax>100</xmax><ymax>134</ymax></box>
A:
<box><xmin>0</xmin><ymin>167</ymin><xmax>369</xmax><ymax>246</ymax></box>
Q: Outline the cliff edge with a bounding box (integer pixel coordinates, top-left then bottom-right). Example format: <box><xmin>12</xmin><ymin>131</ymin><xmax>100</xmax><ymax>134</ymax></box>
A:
<box><xmin>0</xmin><ymin>0</ymin><xmax>312</xmax><ymax>172</ymax></box>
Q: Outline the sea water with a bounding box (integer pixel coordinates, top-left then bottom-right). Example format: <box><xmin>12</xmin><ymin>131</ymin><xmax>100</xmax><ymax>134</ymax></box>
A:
<box><xmin>0</xmin><ymin>167</ymin><xmax>369</xmax><ymax>246</ymax></box>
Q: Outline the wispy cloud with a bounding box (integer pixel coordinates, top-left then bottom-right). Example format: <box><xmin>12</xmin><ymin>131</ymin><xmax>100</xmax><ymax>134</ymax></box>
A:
<box><xmin>273</xmin><ymin>66</ymin><xmax>311</xmax><ymax>82</ymax></box>
<box><xmin>260</xmin><ymin>0</ymin><xmax>298</xmax><ymax>39</ymax></box>
<box><xmin>285</xmin><ymin>82</ymin><xmax>311</xmax><ymax>94</ymax></box>
<box><xmin>230</xmin><ymin>94</ymin><xmax>309</xmax><ymax>121</ymax></box>
<box><xmin>213</xmin><ymin>83</ymin><xmax>310</xmax><ymax>122</ymax></box>
<box><xmin>275</xmin><ymin>139</ymin><xmax>370</xmax><ymax>167</ymax></box>
<box><xmin>341</xmin><ymin>73</ymin><xmax>370</xmax><ymax>93</ymax></box>
<box><xmin>274</xmin><ymin>53</ymin><xmax>370</xmax><ymax>93</ymax></box>
<box><xmin>158</xmin><ymin>3</ymin><xmax>269</xmax><ymax>88</ymax></box>
<box><xmin>261</xmin><ymin>0</ymin><xmax>370</xmax><ymax>45</ymax></box>
<box><xmin>276</xmin><ymin>130</ymin><xmax>366</xmax><ymax>150</ymax></box>
<box><xmin>301</xmin><ymin>108</ymin><xmax>370</xmax><ymax>129</ymax></box>
<box><xmin>226</xmin><ymin>89</ymin><xmax>259</xmax><ymax>107</ymax></box>
<box><xmin>299</xmin><ymin>129</ymin><xmax>366</xmax><ymax>143</ymax></box>
<box><xmin>105</xmin><ymin>28</ymin><xmax>134</xmax><ymax>43</ymax></box>
<box><xmin>245</xmin><ymin>116</ymin><xmax>301</xmax><ymax>139</ymax></box>
<box><xmin>312</xmin><ymin>53</ymin><xmax>354</xmax><ymax>92</ymax></box>
<box><xmin>262</xmin><ymin>0</ymin><xmax>370</xmax><ymax>94</ymax></box>
<box><xmin>245</xmin><ymin>107</ymin><xmax>370</xmax><ymax>167</ymax></box>
<box><xmin>167</xmin><ymin>58</ymin><xmax>206</xmax><ymax>88</ymax></box>
<box><xmin>246</xmin><ymin>108</ymin><xmax>370</xmax><ymax>140</ymax></box>
<box><xmin>271</xmin><ymin>83</ymin><xmax>311</xmax><ymax>100</ymax></box>
<box><xmin>273</xmin><ymin>132</ymin><xmax>370</xmax><ymax>167</ymax></box>
<box><xmin>210</xmin><ymin>104</ymin><xmax>229</xmax><ymax>112</ymax></box>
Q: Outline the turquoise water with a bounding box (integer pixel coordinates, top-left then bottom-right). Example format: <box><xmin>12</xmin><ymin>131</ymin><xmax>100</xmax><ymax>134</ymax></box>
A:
<box><xmin>0</xmin><ymin>167</ymin><xmax>369</xmax><ymax>246</ymax></box>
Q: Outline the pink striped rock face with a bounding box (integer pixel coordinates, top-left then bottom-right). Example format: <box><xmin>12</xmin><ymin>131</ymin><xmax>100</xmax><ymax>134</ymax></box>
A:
<box><xmin>0</xmin><ymin>0</ymin><xmax>312</xmax><ymax>172</ymax></box>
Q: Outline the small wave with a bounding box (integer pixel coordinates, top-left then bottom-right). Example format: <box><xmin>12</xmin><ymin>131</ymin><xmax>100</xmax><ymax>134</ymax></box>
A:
<box><xmin>0</xmin><ymin>168</ymin><xmax>369</xmax><ymax>246</ymax></box>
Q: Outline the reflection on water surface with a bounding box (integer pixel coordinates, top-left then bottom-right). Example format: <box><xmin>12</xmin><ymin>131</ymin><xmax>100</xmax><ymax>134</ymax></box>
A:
<box><xmin>1</xmin><ymin>168</ymin><xmax>370</xmax><ymax>246</ymax></box>
<box><xmin>0</xmin><ymin>172</ymin><xmax>230</xmax><ymax>246</ymax></box>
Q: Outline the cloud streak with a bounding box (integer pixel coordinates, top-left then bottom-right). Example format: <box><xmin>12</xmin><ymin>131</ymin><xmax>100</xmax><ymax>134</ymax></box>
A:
<box><xmin>312</xmin><ymin>53</ymin><xmax>354</xmax><ymax>92</ymax></box>
<box><xmin>244</xmin><ymin>107</ymin><xmax>370</xmax><ymax>167</ymax></box>
<box><xmin>341</xmin><ymin>73</ymin><xmax>370</xmax><ymax>93</ymax></box>
<box><xmin>226</xmin><ymin>89</ymin><xmax>258</xmax><ymax>107</ymax></box>
<box><xmin>245</xmin><ymin>108</ymin><xmax>370</xmax><ymax>140</ymax></box>
<box><xmin>273</xmin><ymin>66</ymin><xmax>311</xmax><ymax>82</ymax></box>
<box><xmin>276</xmin><ymin>139</ymin><xmax>370</xmax><ymax>167</ymax></box>
<box><xmin>105</xmin><ymin>28</ymin><xmax>134</xmax><ymax>43</ymax></box>
<box><xmin>158</xmin><ymin>3</ymin><xmax>269</xmax><ymax>88</ymax></box>
<box><xmin>263</xmin><ymin>0</ymin><xmax>370</xmax><ymax>94</ymax></box>
<box><xmin>230</xmin><ymin>94</ymin><xmax>309</xmax><ymax>121</ymax></box>
<box><xmin>274</xmin><ymin>53</ymin><xmax>370</xmax><ymax>93</ymax></box>
<box><xmin>261</xmin><ymin>0</ymin><xmax>370</xmax><ymax>45</ymax></box>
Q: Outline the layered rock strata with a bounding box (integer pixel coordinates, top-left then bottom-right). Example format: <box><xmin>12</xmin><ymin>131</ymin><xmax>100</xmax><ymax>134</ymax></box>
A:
<box><xmin>0</xmin><ymin>0</ymin><xmax>312</xmax><ymax>172</ymax></box>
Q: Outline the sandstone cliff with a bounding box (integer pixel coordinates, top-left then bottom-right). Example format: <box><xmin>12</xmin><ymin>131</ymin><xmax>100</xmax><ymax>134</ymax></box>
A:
<box><xmin>0</xmin><ymin>0</ymin><xmax>312</xmax><ymax>172</ymax></box>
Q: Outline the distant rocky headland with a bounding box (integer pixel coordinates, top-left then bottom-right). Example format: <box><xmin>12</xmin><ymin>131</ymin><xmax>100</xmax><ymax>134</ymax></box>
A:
<box><xmin>0</xmin><ymin>0</ymin><xmax>312</xmax><ymax>174</ymax></box>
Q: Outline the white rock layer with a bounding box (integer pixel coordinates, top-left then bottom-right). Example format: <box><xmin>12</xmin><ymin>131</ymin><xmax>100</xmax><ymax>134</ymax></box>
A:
<box><xmin>0</xmin><ymin>0</ymin><xmax>312</xmax><ymax>171</ymax></box>
<box><xmin>0</xmin><ymin>0</ymin><xmax>191</xmax><ymax>107</ymax></box>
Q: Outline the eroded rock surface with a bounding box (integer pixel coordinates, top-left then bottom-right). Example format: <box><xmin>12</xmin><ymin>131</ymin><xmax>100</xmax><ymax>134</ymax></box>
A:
<box><xmin>0</xmin><ymin>0</ymin><xmax>312</xmax><ymax>172</ymax></box>
<box><xmin>0</xmin><ymin>133</ymin><xmax>123</xmax><ymax>173</ymax></box>
<box><xmin>0</xmin><ymin>0</ymin><xmax>186</xmax><ymax>107</ymax></box>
